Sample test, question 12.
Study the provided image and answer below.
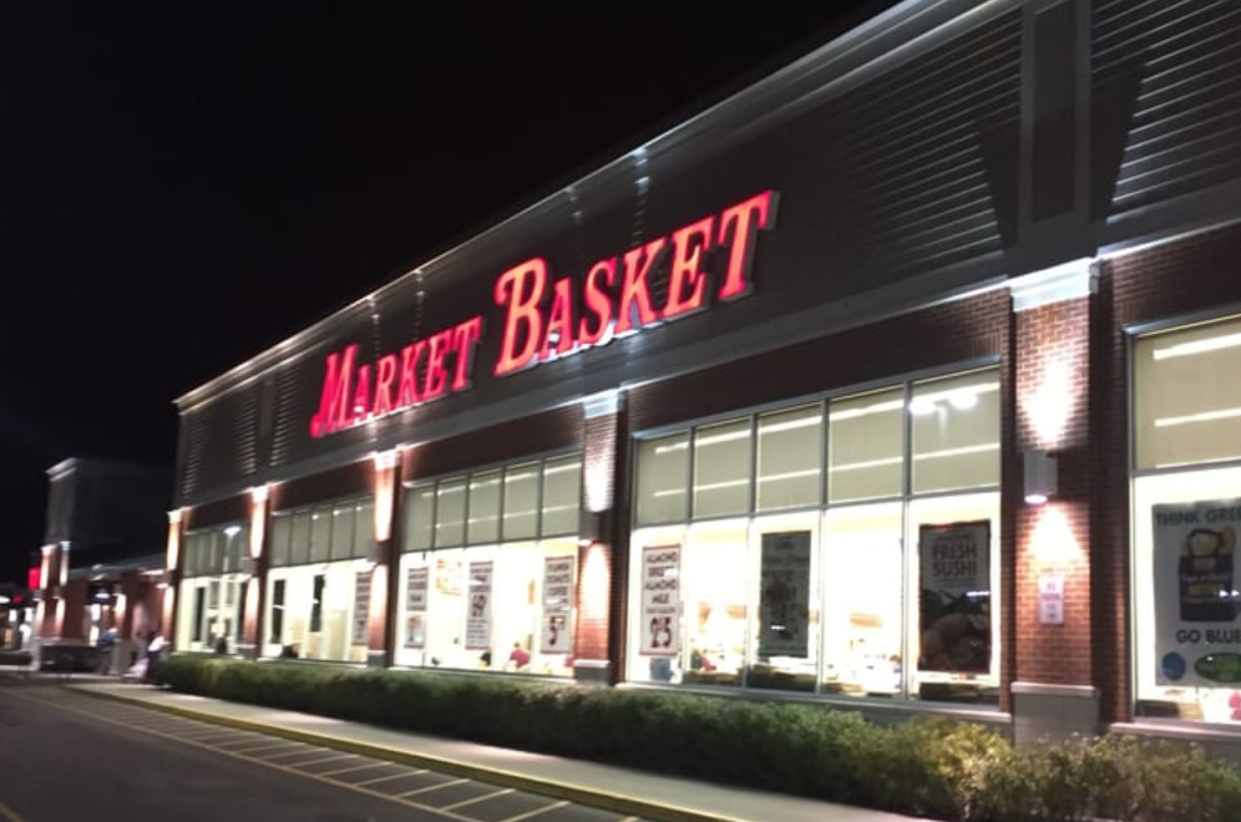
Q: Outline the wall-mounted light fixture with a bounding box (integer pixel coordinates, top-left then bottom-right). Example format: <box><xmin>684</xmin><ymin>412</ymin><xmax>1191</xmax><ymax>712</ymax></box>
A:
<box><xmin>579</xmin><ymin>510</ymin><xmax>609</xmax><ymax>547</ymax></box>
<box><xmin>1024</xmin><ymin>450</ymin><xmax>1058</xmax><ymax>505</ymax></box>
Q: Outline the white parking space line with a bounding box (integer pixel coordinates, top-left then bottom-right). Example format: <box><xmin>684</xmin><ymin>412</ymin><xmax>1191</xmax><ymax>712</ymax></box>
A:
<box><xmin>494</xmin><ymin>800</ymin><xmax>571</xmax><ymax>822</ymax></box>
<box><xmin>440</xmin><ymin>787</ymin><xmax>513</xmax><ymax>811</ymax></box>
<box><xmin>395</xmin><ymin>778</ymin><xmax>469</xmax><ymax>798</ymax></box>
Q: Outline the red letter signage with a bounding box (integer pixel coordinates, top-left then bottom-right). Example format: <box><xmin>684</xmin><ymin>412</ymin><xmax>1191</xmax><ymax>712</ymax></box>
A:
<box><xmin>493</xmin><ymin>258</ymin><xmax>549</xmax><ymax>377</ymax></box>
<box><xmin>309</xmin><ymin>316</ymin><xmax>485</xmax><ymax>438</ymax></box>
<box><xmin>309</xmin><ymin>190</ymin><xmax>778</xmax><ymax>438</ymax></box>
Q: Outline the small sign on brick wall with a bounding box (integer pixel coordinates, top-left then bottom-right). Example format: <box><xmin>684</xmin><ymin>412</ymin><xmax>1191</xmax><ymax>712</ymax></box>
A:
<box><xmin>1038</xmin><ymin>574</ymin><xmax>1065</xmax><ymax>625</ymax></box>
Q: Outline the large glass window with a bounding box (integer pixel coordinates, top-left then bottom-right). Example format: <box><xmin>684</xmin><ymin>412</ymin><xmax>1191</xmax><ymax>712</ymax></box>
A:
<box><xmin>175</xmin><ymin>522</ymin><xmax>247</xmax><ymax>654</ymax></box>
<box><xmin>1133</xmin><ymin>315</ymin><xmax>1241</xmax><ymax>724</ymax></box>
<box><xmin>626</xmin><ymin>366</ymin><xmax>1001</xmax><ymax>706</ymax></box>
<box><xmin>395</xmin><ymin>453</ymin><xmax>583</xmax><ymax>678</ymax></box>
<box><xmin>541</xmin><ymin>456</ymin><xmax>581</xmax><ymax>536</ymax></box>
<box><xmin>693</xmin><ymin>420</ymin><xmax>752</xmax><ymax>518</ymax></box>
<box><xmin>822</xmin><ymin>503</ymin><xmax>902</xmax><ymax>696</ymax></box>
<box><xmin>262</xmin><ymin>495</ymin><xmax>373</xmax><ymax>663</ymax></box>
<box><xmin>503</xmin><ymin>463</ymin><xmax>540</xmax><ymax>540</ymax></box>
<box><xmin>436</xmin><ymin>478</ymin><xmax>467</xmax><ymax>547</ymax></box>
<box><xmin>910</xmin><ymin>370</ymin><xmax>1001</xmax><ymax>493</ymax></box>
<box><xmin>467</xmin><ymin>471</ymin><xmax>502</xmax><ymax>545</ymax></box>
<box><xmin>757</xmin><ymin>405</ymin><xmax>822</xmax><ymax>511</ymax></box>
<box><xmin>636</xmin><ymin>433</ymin><xmax>690</xmax><ymax>524</ymax></box>
<box><xmin>829</xmin><ymin>389</ymin><xmax>903</xmax><ymax>502</ymax></box>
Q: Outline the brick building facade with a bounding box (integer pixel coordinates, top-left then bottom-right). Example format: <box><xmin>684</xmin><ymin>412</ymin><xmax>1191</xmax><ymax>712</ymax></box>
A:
<box><xmin>166</xmin><ymin>0</ymin><xmax>1241</xmax><ymax>752</ymax></box>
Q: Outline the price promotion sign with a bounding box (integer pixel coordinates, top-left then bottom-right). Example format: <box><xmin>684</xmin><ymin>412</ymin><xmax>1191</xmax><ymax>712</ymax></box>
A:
<box><xmin>541</xmin><ymin>556</ymin><xmax>575</xmax><ymax>654</ymax></box>
<box><xmin>465</xmin><ymin>561</ymin><xmax>493</xmax><ymax>651</ymax></box>
<box><xmin>640</xmin><ymin>545</ymin><xmax>681</xmax><ymax>656</ymax></box>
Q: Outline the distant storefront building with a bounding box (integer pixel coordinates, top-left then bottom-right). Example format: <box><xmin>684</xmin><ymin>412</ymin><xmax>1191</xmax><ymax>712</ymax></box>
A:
<box><xmin>34</xmin><ymin>458</ymin><xmax>170</xmax><ymax>668</ymax></box>
<box><xmin>169</xmin><ymin>0</ymin><xmax>1241</xmax><ymax>751</ymax></box>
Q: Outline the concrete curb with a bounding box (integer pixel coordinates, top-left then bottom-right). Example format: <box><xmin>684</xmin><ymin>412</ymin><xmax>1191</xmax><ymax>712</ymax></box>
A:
<box><xmin>70</xmin><ymin>685</ymin><xmax>747</xmax><ymax>822</ymax></box>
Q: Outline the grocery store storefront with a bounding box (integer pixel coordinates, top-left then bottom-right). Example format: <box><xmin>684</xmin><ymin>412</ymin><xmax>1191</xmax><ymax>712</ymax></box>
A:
<box><xmin>165</xmin><ymin>0</ymin><xmax>1241</xmax><ymax>751</ymax></box>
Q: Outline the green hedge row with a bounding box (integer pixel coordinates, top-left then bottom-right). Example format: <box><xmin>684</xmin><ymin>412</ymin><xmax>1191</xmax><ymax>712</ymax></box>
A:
<box><xmin>156</xmin><ymin>656</ymin><xmax>1241</xmax><ymax>822</ymax></box>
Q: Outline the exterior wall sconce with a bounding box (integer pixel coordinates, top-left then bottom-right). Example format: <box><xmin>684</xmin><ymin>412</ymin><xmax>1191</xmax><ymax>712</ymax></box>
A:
<box><xmin>579</xmin><ymin>510</ymin><xmax>609</xmax><ymax>547</ymax></box>
<box><xmin>1024</xmin><ymin>450</ymin><xmax>1058</xmax><ymax>505</ymax></box>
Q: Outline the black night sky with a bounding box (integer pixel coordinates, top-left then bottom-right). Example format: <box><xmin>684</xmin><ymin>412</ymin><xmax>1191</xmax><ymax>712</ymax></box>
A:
<box><xmin>0</xmin><ymin>2</ymin><xmax>886</xmax><ymax>583</ymax></box>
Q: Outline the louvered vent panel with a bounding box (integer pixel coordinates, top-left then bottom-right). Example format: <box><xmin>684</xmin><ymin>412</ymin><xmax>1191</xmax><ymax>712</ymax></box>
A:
<box><xmin>178</xmin><ymin>409</ymin><xmax>209</xmax><ymax>499</ymax></box>
<box><xmin>271</xmin><ymin>364</ymin><xmax>305</xmax><ymax>469</ymax></box>
<box><xmin>835</xmin><ymin>10</ymin><xmax>1022</xmax><ymax>278</ymax></box>
<box><xmin>1095</xmin><ymin>0</ymin><xmax>1241</xmax><ymax>214</ymax></box>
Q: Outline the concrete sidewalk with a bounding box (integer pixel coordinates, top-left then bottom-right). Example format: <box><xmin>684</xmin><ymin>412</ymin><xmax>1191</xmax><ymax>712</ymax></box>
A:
<box><xmin>67</xmin><ymin>680</ymin><xmax>927</xmax><ymax>822</ymax></box>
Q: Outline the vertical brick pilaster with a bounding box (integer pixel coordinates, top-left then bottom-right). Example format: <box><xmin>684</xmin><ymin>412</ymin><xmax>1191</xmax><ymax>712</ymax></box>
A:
<box><xmin>369</xmin><ymin>451</ymin><xmax>399</xmax><ymax>668</ymax></box>
<box><xmin>61</xmin><ymin>578</ymin><xmax>88</xmax><ymax>640</ymax></box>
<box><xmin>1090</xmin><ymin>270</ymin><xmax>1129</xmax><ymax>723</ymax></box>
<box><xmin>575</xmin><ymin>394</ymin><xmax>629</xmax><ymax>683</ymax></box>
<box><xmin>241</xmin><ymin>490</ymin><xmax>269</xmax><ymax>660</ymax></box>
<box><xmin>1014</xmin><ymin>297</ymin><xmax>1093</xmax><ymax>686</ymax></box>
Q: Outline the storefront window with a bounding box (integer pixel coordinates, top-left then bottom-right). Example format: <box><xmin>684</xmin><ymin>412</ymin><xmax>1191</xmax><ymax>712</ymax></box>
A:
<box><xmin>694</xmin><ymin>419</ymin><xmax>752</xmax><ymax>518</ymax></box>
<box><xmin>542</xmin><ymin>456</ymin><xmax>581</xmax><ymax>535</ymax></box>
<box><xmin>404</xmin><ymin>486</ymin><xmax>435</xmax><ymax>551</ymax></box>
<box><xmin>436</xmin><ymin>478</ymin><xmax>467</xmax><ymax>547</ymax></box>
<box><xmin>625</xmin><ymin>366</ymin><xmax>1000</xmax><ymax>706</ymax></box>
<box><xmin>757</xmin><ymin>404</ymin><xmax>822</xmax><ymax>511</ymax></box>
<box><xmin>467</xmin><ymin>471</ymin><xmax>502</xmax><ymax>545</ymax></box>
<box><xmin>262</xmin><ymin>495</ymin><xmax>373</xmax><ymax>662</ymax></box>
<box><xmin>829</xmin><ymin>388</ymin><xmax>903</xmax><ymax>502</ymax></box>
<box><xmin>175</xmin><ymin>522</ymin><xmax>247</xmax><ymax>654</ymax></box>
<box><xmin>822</xmin><ymin>503</ymin><xmax>902</xmax><ymax>697</ymax></box>
<box><xmin>910</xmin><ymin>370</ymin><xmax>1000</xmax><ymax>493</ymax></box>
<box><xmin>1133</xmin><ymin>315</ymin><xmax>1241</xmax><ymax>723</ymax></box>
<box><xmin>351</xmin><ymin>501</ymin><xmax>372</xmax><ymax>559</ymax></box>
<box><xmin>1135</xmin><ymin>315</ymin><xmax>1241</xmax><ymax>470</ymax></box>
<box><xmin>503</xmin><ymin>463</ymin><xmax>539</xmax><ymax>540</ymax></box>
<box><xmin>908</xmin><ymin>493</ymin><xmax>1000</xmax><ymax>704</ymax></box>
<box><xmin>395</xmin><ymin>453</ymin><xmax>583</xmax><ymax>677</ymax></box>
<box><xmin>270</xmin><ymin>514</ymin><xmax>292</xmax><ymax>566</ymax></box>
<box><xmin>636</xmin><ymin>433</ymin><xmax>690</xmax><ymax>525</ymax></box>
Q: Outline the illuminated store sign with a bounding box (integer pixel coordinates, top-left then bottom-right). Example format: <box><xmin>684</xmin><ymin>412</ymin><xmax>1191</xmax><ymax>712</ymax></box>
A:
<box><xmin>310</xmin><ymin>189</ymin><xmax>779</xmax><ymax>438</ymax></box>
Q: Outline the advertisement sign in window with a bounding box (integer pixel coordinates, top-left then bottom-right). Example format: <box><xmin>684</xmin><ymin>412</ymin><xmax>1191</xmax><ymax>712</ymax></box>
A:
<box><xmin>541</xmin><ymin>556</ymin><xmax>575</xmax><ymax>654</ymax></box>
<box><xmin>1154</xmin><ymin>500</ymin><xmax>1241</xmax><ymax>686</ymax></box>
<box><xmin>404</xmin><ymin>565</ymin><xmax>428</xmax><ymax>649</ymax></box>
<box><xmin>758</xmin><ymin>531</ymin><xmax>811</xmax><ymax>657</ymax></box>
<box><xmin>640</xmin><ymin>545</ymin><xmax>681</xmax><ymax>656</ymax></box>
<box><xmin>918</xmin><ymin>520</ymin><xmax>991</xmax><ymax>673</ymax></box>
<box><xmin>466</xmin><ymin>561</ymin><xmax>493</xmax><ymax>650</ymax></box>
<box><xmin>352</xmin><ymin>571</ymin><xmax>371</xmax><ymax>646</ymax></box>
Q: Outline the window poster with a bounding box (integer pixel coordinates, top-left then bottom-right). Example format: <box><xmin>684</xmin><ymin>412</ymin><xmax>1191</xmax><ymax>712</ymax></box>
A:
<box><xmin>918</xmin><ymin>520</ymin><xmax>991</xmax><ymax>673</ymax></box>
<box><xmin>541</xmin><ymin>556</ymin><xmax>575</xmax><ymax>654</ymax></box>
<box><xmin>640</xmin><ymin>545</ymin><xmax>681</xmax><ymax>656</ymax></box>
<box><xmin>352</xmin><ymin>571</ymin><xmax>371</xmax><ymax>646</ymax></box>
<box><xmin>758</xmin><ymin>531</ymin><xmax>811</xmax><ymax>657</ymax></box>
<box><xmin>1154</xmin><ymin>500</ymin><xmax>1241</xmax><ymax>687</ymax></box>
<box><xmin>407</xmin><ymin>566</ymin><xmax>429</xmax><ymax>611</ymax></box>
<box><xmin>465</xmin><ymin>560</ymin><xmax>494</xmax><ymax>651</ymax></box>
<box><xmin>404</xmin><ymin>565</ymin><xmax>429</xmax><ymax>649</ymax></box>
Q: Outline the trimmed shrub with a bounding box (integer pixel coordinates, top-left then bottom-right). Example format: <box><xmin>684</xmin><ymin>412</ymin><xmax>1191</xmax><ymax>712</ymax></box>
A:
<box><xmin>153</xmin><ymin>657</ymin><xmax>1241</xmax><ymax>821</ymax></box>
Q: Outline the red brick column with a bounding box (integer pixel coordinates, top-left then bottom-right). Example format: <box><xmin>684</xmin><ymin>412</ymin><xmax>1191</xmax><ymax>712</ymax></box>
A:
<box><xmin>61</xmin><ymin>579</ymin><xmax>88</xmax><ymax>641</ymax></box>
<box><xmin>162</xmin><ymin>510</ymin><xmax>184</xmax><ymax>647</ymax></box>
<box><xmin>241</xmin><ymin>489</ymin><xmax>269</xmax><ymax>659</ymax></box>
<box><xmin>1008</xmin><ymin>263</ymin><xmax>1102</xmax><ymax>744</ymax></box>
<box><xmin>574</xmin><ymin>391</ymin><xmax>627</xmax><ymax>684</ymax></box>
<box><xmin>1014</xmin><ymin>296</ymin><xmax>1093</xmax><ymax>685</ymax></box>
<box><xmin>370</xmin><ymin>450</ymin><xmax>399</xmax><ymax>668</ymax></box>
